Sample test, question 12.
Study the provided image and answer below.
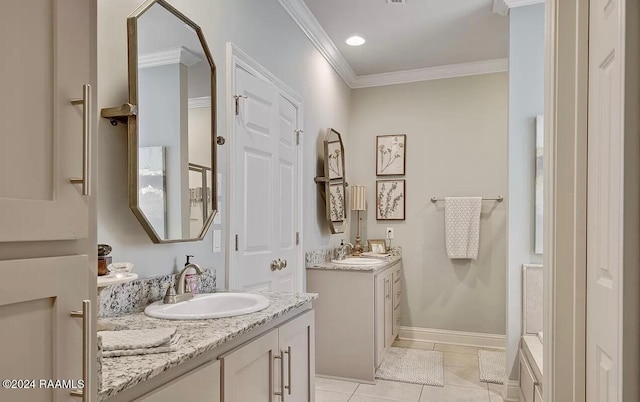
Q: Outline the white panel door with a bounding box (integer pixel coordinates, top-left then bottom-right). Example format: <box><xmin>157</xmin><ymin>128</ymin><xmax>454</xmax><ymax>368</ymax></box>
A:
<box><xmin>586</xmin><ymin>0</ymin><xmax>625</xmax><ymax>400</ymax></box>
<box><xmin>0</xmin><ymin>0</ymin><xmax>91</xmax><ymax>242</ymax></box>
<box><xmin>231</xmin><ymin>66</ymin><xmax>299</xmax><ymax>292</ymax></box>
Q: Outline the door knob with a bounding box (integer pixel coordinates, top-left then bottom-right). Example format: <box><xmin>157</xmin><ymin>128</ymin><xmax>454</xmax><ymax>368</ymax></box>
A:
<box><xmin>270</xmin><ymin>260</ymin><xmax>279</xmax><ymax>271</ymax></box>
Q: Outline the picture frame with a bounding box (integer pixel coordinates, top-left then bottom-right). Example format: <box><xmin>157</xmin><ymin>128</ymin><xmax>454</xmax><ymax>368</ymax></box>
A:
<box><xmin>327</xmin><ymin>140</ymin><xmax>344</xmax><ymax>180</ymax></box>
<box><xmin>367</xmin><ymin>239</ymin><xmax>387</xmax><ymax>254</ymax></box>
<box><xmin>376</xmin><ymin>179</ymin><xmax>406</xmax><ymax>220</ymax></box>
<box><xmin>328</xmin><ymin>183</ymin><xmax>346</xmax><ymax>222</ymax></box>
<box><xmin>376</xmin><ymin>134</ymin><xmax>406</xmax><ymax>176</ymax></box>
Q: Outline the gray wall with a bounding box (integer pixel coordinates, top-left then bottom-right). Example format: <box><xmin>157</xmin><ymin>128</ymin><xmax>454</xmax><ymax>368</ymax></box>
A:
<box><xmin>348</xmin><ymin>73</ymin><xmax>508</xmax><ymax>335</ymax></box>
<box><xmin>97</xmin><ymin>0</ymin><xmax>351</xmax><ymax>281</ymax></box>
<box><xmin>506</xmin><ymin>3</ymin><xmax>545</xmax><ymax>380</ymax></box>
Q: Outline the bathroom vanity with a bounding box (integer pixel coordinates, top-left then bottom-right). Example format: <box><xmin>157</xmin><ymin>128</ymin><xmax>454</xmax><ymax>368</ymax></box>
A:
<box><xmin>307</xmin><ymin>256</ymin><xmax>402</xmax><ymax>382</ymax></box>
<box><xmin>98</xmin><ymin>292</ymin><xmax>316</xmax><ymax>402</ymax></box>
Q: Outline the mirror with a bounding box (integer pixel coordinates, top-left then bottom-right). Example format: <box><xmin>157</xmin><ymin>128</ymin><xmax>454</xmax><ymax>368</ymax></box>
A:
<box><xmin>127</xmin><ymin>0</ymin><xmax>217</xmax><ymax>243</ymax></box>
<box><xmin>316</xmin><ymin>129</ymin><xmax>347</xmax><ymax>234</ymax></box>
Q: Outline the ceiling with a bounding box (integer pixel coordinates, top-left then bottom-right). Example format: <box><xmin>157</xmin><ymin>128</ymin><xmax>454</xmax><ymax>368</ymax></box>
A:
<box><xmin>302</xmin><ymin>0</ymin><xmax>509</xmax><ymax>76</ymax></box>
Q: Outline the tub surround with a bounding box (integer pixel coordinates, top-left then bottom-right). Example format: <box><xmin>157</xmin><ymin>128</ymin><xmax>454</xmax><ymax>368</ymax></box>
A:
<box><xmin>99</xmin><ymin>269</ymin><xmax>217</xmax><ymax>317</ymax></box>
<box><xmin>98</xmin><ymin>291</ymin><xmax>317</xmax><ymax>401</ymax></box>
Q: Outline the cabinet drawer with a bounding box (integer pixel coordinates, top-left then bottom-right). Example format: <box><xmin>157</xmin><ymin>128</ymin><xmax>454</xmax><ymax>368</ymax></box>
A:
<box><xmin>519</xmin><ymin>350</ymin><xmax>536</xmax><ymax>402</ymax></box>
<box><xmin>535</xmin><ymin>385</ymin><xmax>543</xmax><ymax>402</ymax></box>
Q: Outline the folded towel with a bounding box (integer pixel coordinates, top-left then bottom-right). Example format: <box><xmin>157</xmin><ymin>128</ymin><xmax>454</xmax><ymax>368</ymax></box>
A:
<box><xmin>99</xmin><ymin>327</ymin><xmax>181</xmax><ymax>358</ymax></box>
<box><xmin>445</xmin><ymin>197</ymin><xmax>482</xmax><ymax>259</ymax></box>
<box><xmin>101</xmin><ymin>334</ymin><xmax>182</xmax><ymax>358</ymax></box>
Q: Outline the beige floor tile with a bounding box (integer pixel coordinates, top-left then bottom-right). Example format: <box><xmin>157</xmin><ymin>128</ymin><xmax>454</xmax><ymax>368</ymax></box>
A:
<box><xmin>488</xmin><ymin>393</ymin><xmax>504</xmax><ymax>402</ymax></box>
<box><xmin>442</xmin><ymin>351</ymin><xmax>480</xmax><ymax>368</ymax></box>
<box><xmin>419</xmin><ymin>384</ymin><xmax>490</xmax><ymax>402</ymax></box>
<box><xmin>434</xmin><ymin>344</ymin><xmax>487</xmax><ymax>355</ymax></box>
<box><xmin>315</xmin><ymin>389</ymin><xmax>352</xmax><ymax>402</ymax></box>
<box><xmin>316</xmin><ymin>377</ymin><xmax>359</xmax><ymax>394</ymax></box>
<box><xmin>354</xmin><ymin>380</ymin><xmax>423</xmax><ymax>402</ymax></box>
<box><xmin>393</xmin><ymin>339</ymin><xmax>435</xmax><ymax>350</ymax></box>
<box><xmin>444</xmin><ymin>366</ymin><xmax>486</xmax><ymax>388</ymax></box>
<box><xmin>349</xmin><ymin>395</ymin><xmax>407</xmax><ymax>402</ymax></box>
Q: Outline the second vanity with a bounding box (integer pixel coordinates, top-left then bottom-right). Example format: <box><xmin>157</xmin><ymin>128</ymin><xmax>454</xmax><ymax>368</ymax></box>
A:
<box><xmin>307</xmin><ymin>255</ymin><xmax>403</xmax><ymax>383</ymax></box>
<box><xmin>98</xmin><ymin>291</ymin><xmax>316</xmax><ymax>402</ymax></box>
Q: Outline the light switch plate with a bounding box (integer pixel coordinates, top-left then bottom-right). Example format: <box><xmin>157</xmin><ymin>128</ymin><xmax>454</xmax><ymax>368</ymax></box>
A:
<box><xmin>386</xmin><ymin>227</ymin><xmax>394</xmax><ymax>239</ymax></box>
<box><xmin>213</xmin><ymin>230</ymin><xmax>221</xmax><ymax>253</ymax></box>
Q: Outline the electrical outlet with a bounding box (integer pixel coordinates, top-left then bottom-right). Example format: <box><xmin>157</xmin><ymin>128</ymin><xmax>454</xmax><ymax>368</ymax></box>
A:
<box><xmin>386</xmin><ymin>227</ymin><xmax>394</xmax><ymax>239</ymax></box>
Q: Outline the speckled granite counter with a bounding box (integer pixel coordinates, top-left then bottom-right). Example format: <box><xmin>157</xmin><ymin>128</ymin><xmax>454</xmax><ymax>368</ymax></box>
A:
<box><xmin>98</xmin><ymin>291</ymin><xmax>317</xmax><ymax>401</ymax></box>
<box><xmin>306</xmin><ymin>254</ymin><xmax>402</xmax><ymax>272</ymax></box>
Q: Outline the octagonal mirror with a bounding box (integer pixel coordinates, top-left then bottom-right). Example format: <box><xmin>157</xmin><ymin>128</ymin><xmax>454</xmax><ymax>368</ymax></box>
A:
<box><xmin>127</xmin><ymin>0</ymin><xmax>217</xmax><ymax>243</ymax></box>
<box><xmin>315</xmin><ymin>128</ymin><xmax>347</xmax><ymax>234</ymax></box>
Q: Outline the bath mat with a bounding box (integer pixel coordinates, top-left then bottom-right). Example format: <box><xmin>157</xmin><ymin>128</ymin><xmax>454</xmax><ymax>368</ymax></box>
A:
<box><xmin>478</xmin><ymin>350</ymin><xmax>506</xmax><ymax>384</ymax></box>
<box><xmin>375</xmin><ymin>347</ymin><xmax>444</xmax><ymax>386</ymax></box>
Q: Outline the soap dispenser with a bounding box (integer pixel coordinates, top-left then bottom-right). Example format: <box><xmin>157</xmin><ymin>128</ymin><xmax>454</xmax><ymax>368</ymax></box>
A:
<box><xmin>184</xmin><ymin>255</ymin><xmax>199</xmax><ymax>294</ymax></box>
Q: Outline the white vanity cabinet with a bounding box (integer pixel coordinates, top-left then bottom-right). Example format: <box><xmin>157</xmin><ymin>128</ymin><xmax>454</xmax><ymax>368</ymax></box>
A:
<box><xmin>220</xmin><ymin>311</ymin><xmax>315</xmax><ymax>402</ymax></box>
<box><xmin>308</xmin><ymin>259</ymin><xmax>402</xmax><ymax>383</ymax></box>
<box><xmin>134</xmin><ymin>361</ymin><xmax>220</xmax><ymax>402</ymax></box>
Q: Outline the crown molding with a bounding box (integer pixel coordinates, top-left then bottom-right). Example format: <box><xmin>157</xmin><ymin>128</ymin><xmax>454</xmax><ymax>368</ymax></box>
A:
<box><xmin>139</xmin><ymin>46</ymin><xmax>202</xmax><ymax>69</ymax></box>
<box><xmin>279</xmin><ymin>0</ymin><xmax>509</xmax><ymax>88</ymax></box>
<box><xmin>188</xmin><ymin>96</ymin><xmax>211</xmax><ymax>109</ymax></box>
<box><xmin>493</xmin><ymin>0</ymin><xmax>545</xmax><ymax>16</ymax></box>
<box><xmin>352</xmin><ymin>58</ymin><xmax>508</xmax><ymax>89</ymax></box>
<box><xmin>278</xmin><ymin>0</ymin><xmax>356</xmax><ymax>87</ymax></box>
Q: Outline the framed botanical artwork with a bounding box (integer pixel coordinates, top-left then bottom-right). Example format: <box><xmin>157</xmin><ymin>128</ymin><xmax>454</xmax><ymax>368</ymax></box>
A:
<box><xmin>328</xmin><ymin>183</ymin><xmax>346</xmax><ymax>222</ymax></box>
<box><xmin>367</xmin><ymin>239</ymin><xmax>387</xmax><ymax>254</ymax></box>
<box><xmin>376</xmin><ymin>134</ymin><xmax>406</xmax><ymax>176</ymax></box>
<box><xmin>376</xmin><ymin>179</ymin><xmax>405</xmax><ymax>220</ymax></box>
<box><xmin>327</xmin><ymin>140</ymin><xmax>344</xmax><ymax>179</ymax></box>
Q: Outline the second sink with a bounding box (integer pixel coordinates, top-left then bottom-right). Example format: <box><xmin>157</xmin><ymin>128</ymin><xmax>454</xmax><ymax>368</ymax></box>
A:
<box><xmin>145</xmin><ymin>293</ymin><xmax>271</xmax><ymax>320</ymax></box>
<box><xmin>331</xmin><ymin>257</ymin><xmax>385</xmax><ymax>266</ymax></box>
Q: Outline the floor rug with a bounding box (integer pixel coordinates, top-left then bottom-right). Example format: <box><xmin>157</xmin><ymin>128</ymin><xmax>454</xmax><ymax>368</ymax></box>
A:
<box><xmin>375</xmin><ymin>347</ymin><xmax>444</xmax><ymax>387</ymax></box>
<box><xmin>478</xmin><ymin>350</ymin><xmax>506</xmax><ymax>384</ymax></box>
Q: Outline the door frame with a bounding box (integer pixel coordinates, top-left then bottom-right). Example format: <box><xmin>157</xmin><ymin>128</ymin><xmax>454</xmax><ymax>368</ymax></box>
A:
<box><xmin>544</xmin><ymin>0</ymin><xmax>640</xmax><ymax>401</ymax></box>
<box><xmin>225</xmin><ymin>43</ymin><xmax>305</xmax><ymax>292</ymax></box>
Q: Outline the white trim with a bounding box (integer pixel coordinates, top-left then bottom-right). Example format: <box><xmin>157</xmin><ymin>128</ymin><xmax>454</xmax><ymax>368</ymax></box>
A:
<box><xmin>399</xmin><ymin>326</ymin><xmax>506</xmax><ymax>350</ymax></box>
<box><xmin>277</xmin><ymin>0</ymin><xmax>356</xmax><ymax>87</ymax></box>
<box><xmin>225</xmin><ymin>43</ymin><xmax>305</xmax><ymax>293</ymax></box>
<box><xmin>493</xmin><ymin>0</ymin><xmax>545</xmax><ymax>16</ymax></box>
<box><xmin>188</xmin><ymin>96</ymin><xmax>211</xmax><ymax>109</ymax></box>
<box><xmin>138</xmin><ymin>46</ymin><xmax>202</xmax><ymax>69</ymax></box>
<box><xmin>352</xmin><ymin>58</ymin><xmax>508</xmax><ymax>89</ymax></box>
<box><xmin>279</xmin><ymin>0</ymin><xmax>509</xmax><ymax>88</ymax></box>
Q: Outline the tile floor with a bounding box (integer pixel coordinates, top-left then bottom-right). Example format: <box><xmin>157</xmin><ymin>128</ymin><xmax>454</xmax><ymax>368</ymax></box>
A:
<box><xmin>315</xmin><ymin>340</ymin><xmax>504</xmax><ymax>402</ymax></box>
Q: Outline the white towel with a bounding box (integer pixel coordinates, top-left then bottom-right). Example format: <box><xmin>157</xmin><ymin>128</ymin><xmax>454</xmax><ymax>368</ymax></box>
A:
<box><xmin>445</xmin><ymin>197</ymin><xmax>482</xmax><ymax>259</ymax></box>
<box><xmin>98</xmin><ymin>327</ymin><xmax>182</xmax><ymax>358</ymax></box>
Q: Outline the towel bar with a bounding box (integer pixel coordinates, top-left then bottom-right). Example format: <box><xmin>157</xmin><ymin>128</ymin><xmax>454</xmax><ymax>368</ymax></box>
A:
<box><xmin>430</xmin><ymin>196</ymin><xmax>504</xmax><ymax>203</ymax></box>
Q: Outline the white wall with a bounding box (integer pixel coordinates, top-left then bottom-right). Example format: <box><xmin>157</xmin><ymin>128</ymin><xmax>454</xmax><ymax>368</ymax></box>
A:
<box><xmin>348</xmin><ymin>73</ymin><xmax>508</xmax><ymax>335</ymax></box>
<box><xmin>506</xmin><ymin>3</ymin><xmax>545</xmax><ymax>380</ymax></box>
<box><xmin>97</xmin><ymin>0</ymin><xmax>351</xmax><ymax>281</ymax></box>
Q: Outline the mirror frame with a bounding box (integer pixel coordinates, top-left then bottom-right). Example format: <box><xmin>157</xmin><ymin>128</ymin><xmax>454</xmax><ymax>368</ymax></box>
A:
<box><xmin>316</xmin><ymin>128</ymin><xmax>347</xmax><ymax>234</ymax></box>
<box><xmin>126</xmin><ymin>0</ymin><xmax>218</xmax><ymax>243</ymax></box>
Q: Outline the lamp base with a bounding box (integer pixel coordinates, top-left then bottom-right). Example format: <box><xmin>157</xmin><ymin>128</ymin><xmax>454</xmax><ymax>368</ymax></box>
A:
<box><xmin>352</xmin><ymin>235</ymin><xmax>363</xmax><ymax>256</ymax></box>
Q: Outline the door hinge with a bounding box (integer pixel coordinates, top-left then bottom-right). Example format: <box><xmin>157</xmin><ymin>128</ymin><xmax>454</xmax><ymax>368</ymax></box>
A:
<box><xmin>295</xmin><ymin>129</ymin><xmax>303</xmax><ymax>145</ymax></box>
<box><xmin>296</xmin><ymin>232</ymin><xmax>300</xmax><ymax>245</ymax></box>
<box><xmin>234</xmin><ymin>95</ymin><xmax>247</xmax><ymax>116</ymax></box>
<box><xmin>235</xmin><ymin>234</ymin><xmax>239</xmax><ymax>251</ymax></box>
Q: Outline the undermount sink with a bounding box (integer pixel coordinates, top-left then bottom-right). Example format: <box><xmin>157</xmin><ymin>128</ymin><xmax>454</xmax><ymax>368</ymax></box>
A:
<box><xmin>144</xmin><ymin>293</ymin><xmax>270</xmax><ymax>320</ymax></box>
<box><xmin>331</xmin><ymin>257</ymin><xmax>385</xmax><ymax>266</ymax></box>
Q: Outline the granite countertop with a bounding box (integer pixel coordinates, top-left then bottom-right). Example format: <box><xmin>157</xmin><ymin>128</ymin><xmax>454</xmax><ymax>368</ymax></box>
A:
<box><xmin>98</xmin><ymin>291</ymin><xmax>317</xmax><ymax>401</ymax></box>
<box><xmin>306</xmin><ymin>254</ymin><xmax>402</xmax><ymax>272</ymax></box>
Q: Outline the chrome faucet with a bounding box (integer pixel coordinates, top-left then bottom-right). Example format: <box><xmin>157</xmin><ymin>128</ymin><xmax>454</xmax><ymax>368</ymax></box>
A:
<box><xmin>163</xmin><ymin>262</ymin><xmax>204</xmax><ymax>304</ymax></box>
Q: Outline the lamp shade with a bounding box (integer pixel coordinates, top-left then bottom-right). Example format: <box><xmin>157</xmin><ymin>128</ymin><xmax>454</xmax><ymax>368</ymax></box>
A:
<box><xmin>351</xmin><ymin>186</ymin><xmax>366</xmax><ymax>211</ymax></box>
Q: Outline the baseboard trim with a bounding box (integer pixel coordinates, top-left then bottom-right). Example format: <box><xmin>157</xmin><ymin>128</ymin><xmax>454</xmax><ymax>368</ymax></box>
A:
<box><xmin>399</xmin><ymin>326</ymin><xmax>506</xmax><ymax>349</ymax></box>
<box><xmin>505</xmin><ymin>380</ymin><xmax>521</xmax><ymax>401</ymax></box>
<box><xmin>315</xmin><ymin>374</ymin><xmax>375</xmax><ymax>385</ymax></box>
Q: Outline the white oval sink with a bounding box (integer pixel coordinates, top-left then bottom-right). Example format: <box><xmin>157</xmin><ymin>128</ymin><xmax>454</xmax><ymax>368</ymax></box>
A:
<box><xmin>144</xmin><ymin>293</ymin><xmax>270</xmax><ymax>320</ymax></box>
<box><xmin>331</xmin><ymin>257</ymin><xmax>385</xmax><ymax>266</ymax></box>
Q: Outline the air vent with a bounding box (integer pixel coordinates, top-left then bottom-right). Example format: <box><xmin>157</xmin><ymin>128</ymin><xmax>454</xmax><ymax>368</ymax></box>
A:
<box><xmin>387</xmin><ymin>0</ymin><xmax>406</xmax><ymax>3</ymax></box>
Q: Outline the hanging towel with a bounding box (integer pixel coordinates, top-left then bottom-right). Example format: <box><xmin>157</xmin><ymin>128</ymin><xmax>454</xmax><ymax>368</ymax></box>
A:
<box><xmin>99</xmin><ymin>327</ymin><xmax>182</xmax><ymax>358</ymax></box>
<box><xmin>445</xmin><ymin>197</ymin><xmax>482</xmax><ymax>259</ymax></box>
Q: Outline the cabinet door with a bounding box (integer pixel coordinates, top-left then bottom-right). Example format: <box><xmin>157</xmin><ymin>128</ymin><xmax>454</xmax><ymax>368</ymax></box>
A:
<box><xmin>220</xmin><ymin>329</ymin><xmax>279</xmax><ymax>402</ymax></box>
<box><xmin>0</xmin><ymin>256</ymin><xmax>89</xmax><ymax>402</ymax></box>
<box><xmin>0</xmin><ymin>0</ymin><xmax>92</xmax><ymax>242</ymax></box>
<box><xmin>375</xmin><ymin>273</ymin><xmax>386</xmax><ymax>367</ymax></box>
<box><xmin>278</xmin><ymin>311</ymin><xmax>315</xmax><ymax>402</ymax></box>
<box><xmin>392</xmin><ymin>266</ymin><xmax>402</xmax><ymax>339</ymax></box>
<box><xmin>135</xmin><ymin>361</ymin><xmax>220</xmax><ymax>402</ymax></box>
<box><xmin>384</xmin><ymin>275</ymin><xmax>394</xmax><ymax>347</ymax></box>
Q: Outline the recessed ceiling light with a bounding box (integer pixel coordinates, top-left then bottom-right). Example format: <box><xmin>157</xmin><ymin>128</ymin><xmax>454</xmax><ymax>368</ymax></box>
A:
<box><xmin>346</xmin><ymin>36</ymin><xmax>366</xmax><ymax>46</ymax></box>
